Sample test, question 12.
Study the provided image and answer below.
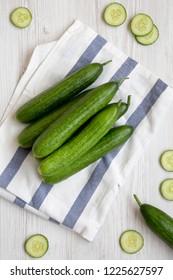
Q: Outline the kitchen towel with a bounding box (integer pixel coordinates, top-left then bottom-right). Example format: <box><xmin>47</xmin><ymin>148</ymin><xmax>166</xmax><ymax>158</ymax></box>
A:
<box><xmin>0</xmin><ymin>20</ymin><xmax>173</xmax><ymax>241</ymax></box>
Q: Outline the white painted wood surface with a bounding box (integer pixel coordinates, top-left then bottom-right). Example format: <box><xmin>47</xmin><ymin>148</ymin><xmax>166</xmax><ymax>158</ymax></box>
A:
<box><xmin>0</xmin><ymin>0</ymin><xmax>173</xmax><ymax>260</ymax></box>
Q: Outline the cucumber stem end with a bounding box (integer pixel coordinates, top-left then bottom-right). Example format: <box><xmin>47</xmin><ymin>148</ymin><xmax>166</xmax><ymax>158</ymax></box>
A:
<box><xmin>127</xmin><ymin>95</ymin><xmax>131</xmax><ymax>107</ymax></box>
<box><xmin>102</xmin><ymin>60</ymin><xmax>112</xmax><ymax>66</ymax></box>
<box><xmin>117</xmin><ymin>77</ymin><xmax>129</xmax><ymax>85</ymax></box>
<box><xmin>133</xmin><ymin>194</ymin><xmax>142</xmax><ymax>207</ymax></box>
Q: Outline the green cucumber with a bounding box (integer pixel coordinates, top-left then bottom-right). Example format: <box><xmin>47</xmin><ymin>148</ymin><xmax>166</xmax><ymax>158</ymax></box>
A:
<box><xmin>160</xmin><ymin>150</ymin><xmax>173</xmax><ymax>172</ymax></box>
<box><xmin>38</xmin><ymin>103</ymin><xmax>121</xmax><ymax>177</ymax></box>
<box><xmin>160</xmin><ymin>179</ymin><xmax>173</xmax><ymax>201</ymax></box>
<box><xmin>103</xmin><ymin>2</ymin><xmax>127</xmax><ymax>27</ymax></box>
<box><xmin>119</xmin><ymin>230</ymin><xmax>144</xmax><ymax>254</ymax></box>
<box><xmin>32</xmin><ymin>81</ymin><xmax>120</xmax><ymax>158</ymax></box>
<box><xmin>135</xmin><ymin>25</ymin><xmax>159</xmax><ymax>45</ymax></box>
<box><xmin>134</xmin><ymin>194</ymin><xmax>173</xmax><ymax>248</ymax></box>
<box><xmin>130</xmin><ymin>13</ymin><xmax>153</xmax><ymax>36</ymax></box>
<box><xmin>18</xmin><ymin>89</ymin><xmax>92</xmax><ymax>148</ymax></box>
<box><xmin>42</xmin><ymin>125</ymin><xmax>133</xmax><ymax>184</ymax></box>
<box><xmin>10</xmin><ymin>7</ymin><xmax>32</xmax><ymax>28</ymax></box>
<box><xmin>16</xmin><ymin>61</ymin><xmax>111</xmax><ymax>123</ymax></box>
<box><xmin>24</xmin><ymin>234</ymin><xmax>49</xmax><ymax>258</ymax></box>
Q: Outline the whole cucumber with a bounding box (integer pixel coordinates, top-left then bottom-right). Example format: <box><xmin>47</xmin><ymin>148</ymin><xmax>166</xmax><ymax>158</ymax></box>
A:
<box><xmin>134</xmin><ymin>194</ymin><xmax>173</xmax><ymax>248</ymax></box>
<box><xmin>38</xmin><ymin>103</ymin><xmax>121</xmax><ymax>177</ymax></box>
<box><xmin>16</xmin><ymin>61</ymin><xmax>111</xmax><ymax>123</ymax></box>
<box><xmin>32</xmin><ymin>81</ymin><xmax>120</xmax><ymax>158</ymax></box>
<box><xmin>42</xmin><ymin>125</ymin><xmax>133</xmax><ymax>184</ymax></box>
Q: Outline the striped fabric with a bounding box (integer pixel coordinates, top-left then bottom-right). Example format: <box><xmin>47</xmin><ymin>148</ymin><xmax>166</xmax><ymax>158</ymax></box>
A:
<box><xmin>0</xmin><ymin>20</ymin><xmax>173</xmax><ymax>241</ymax></box>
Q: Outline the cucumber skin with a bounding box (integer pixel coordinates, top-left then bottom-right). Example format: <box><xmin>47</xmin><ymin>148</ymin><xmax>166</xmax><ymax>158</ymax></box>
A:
<box><xmin>18</xmin><ymin>89</ymin><xmax>92</xmax><ymax>148</ymax></box>
<box><xmin>32</xmin><ymin>82</ymin><xmax>119</xmax><ymax>158</ymax></box>
<box><xmin>38</xmin><ymin>103</ymin><xmax>120</xmax><ymax>177</ymax></box>
<box><xmin>140</xmin><ymin>204</ymin><xmax>173</xmax><ymax>248</ymax></box>
<box><xmin>42</xmin><ymin>125</ymin><xmax>133</xmax><ymax>184</ymax></box>
<box><xmin>16</xmin><ymin>63</ymin><xmax>104</xmax><ymax>123</ymax></box>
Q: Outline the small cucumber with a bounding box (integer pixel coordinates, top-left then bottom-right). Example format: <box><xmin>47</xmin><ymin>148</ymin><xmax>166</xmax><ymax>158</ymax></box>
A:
<box><xmin>135</xmin><ymin>25</ymin><xmax>159</xmax><ymax>45</ymax></box>
<box><xmin>10</xmin><ymin>7</ymin><xmax>32</xmax><ymax>28</ymax></box>
<box><xmin>119</xmin><ymin>230</ymin><xmax>144</xmax><ymax>254</ymax></box>
<box><xmin>18</xmin><ymin>89</ymin><xmax>92</xmax><ymax>148</ymax></box>
<box><xmin>38</xmin><ymin>103</ymin><xmax>121</xmax><ymax>177</ymax></box>
<box><xmin>160</xmin><ymin>179</ymin><xmax>173</xmax><ymax>201</ymax></box>
<box><xmin>32</xmin><ymin>81</ymin><xmax>120</xmax><ymax>158</ymax></box>
<box><xmin>134</xmin><ymin>194</ymin><xmax>173</xmax><ymax>248</ymax></box>
<box><xmin>24</xmin><ymin>234</ymin><xmax>49</xmax><ymax>258</ymax></box>
<box><xmin>103</xmin><ymin>2</ymin><xmax>127</xmax><ymax>27</ymax></box>
<box><xmin>130</xmin><ymin>13</ymin><xmax>153</xmax><ymax>36</ymax></box>
<box><xmin>160</xmin><ymin>150</ymin><xmax>173</xmax><ymax>171</ymax></box>
<box><xmin>42</xmin><ymin>125</ymin><xmax>133</xmax><ymax>184</ymax></box>
<box><xmin>16</xmin><ymin>61</ymin><xmax>111</xmax><ymax>123</ymax></box>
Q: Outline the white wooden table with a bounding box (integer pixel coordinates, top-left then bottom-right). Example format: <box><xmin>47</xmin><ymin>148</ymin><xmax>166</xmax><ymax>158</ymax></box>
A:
<box><xmin>0</xmin><ymin>0</ymin><xmax>173</xmax><ymax>260</ymax></box>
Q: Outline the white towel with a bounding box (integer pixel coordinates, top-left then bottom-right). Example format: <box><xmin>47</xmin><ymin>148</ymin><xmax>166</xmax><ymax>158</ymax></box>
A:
<box><xmin>0</xmin><ymin>20</ymin><xmax>173</xmax><ymax>241</ymax></box>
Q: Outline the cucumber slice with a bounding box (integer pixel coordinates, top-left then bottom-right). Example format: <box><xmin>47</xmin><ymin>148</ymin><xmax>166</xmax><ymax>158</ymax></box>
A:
<box><xmin>160</xmin><ymin>179</ymin><xmax>173</xmax><ymax>201</ymax></box>
<box><xmin>130</xmin><ymin>13</ymin><xmax>153</xmax><ymax>36</ymax></box>
<box><xmin>136</xmin><ymin>25</ymin><xmax>159</xmax><ymax>45</ymax></box>
<box><xmin>103</xmin><ymin>2</ymin><xmax>127</xmax><ymax>26</ymax></box>
<box><xmin>160</xmin><ymin>150</ymin><xmax>173</xmax><ymax>172</ymax></box>
<box><xmin>10</xmin><ymin>7</ymin><xmax>32</xmax><ymax>28</ymax></box>
<box><xmin>119</xmin><ymin>230</ymin><xmax>144</xmax><ymax>254</ymax></box>
<box><xmin>24</xmin><ymin>234</ymin><xmax>49</xmax><ymax>258</ymax></box>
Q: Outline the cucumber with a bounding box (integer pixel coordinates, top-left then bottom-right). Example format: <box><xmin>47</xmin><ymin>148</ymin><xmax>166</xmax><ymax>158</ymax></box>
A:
<box><xmin>130</xmin><ymin>13</ymin><xmax>153</xmax><ymax>36</ymax></box>
<box><xmin>42</xmin><ymin>125</ymin><xmax>133</xmax><ymax>184</ymax></box>
<box><xmin>24</xmin><ymin>234</ymin><xmax>48</xmax><ymax>258</ymax></box>
<box><xmin>160</xmin><ymin>150</ymin><xmax>173</xmax><ymax>171</ymax></box>
<box><xmin>135</xmin><ymin>25</ymin><xmax>159</xmax><ymax>45</ymax></box>
<box><xmin>103</xmin><ymin>2</ymin><xmax>127</xmax><ymax>27</ymax></box>
<box><xmin>16</xmin><ymin>61</ymin><xmax>111</xmax><ymax>123</ymax></box>
<box><xmin>32</xmin><ymin>81</ymin><xmax>120</xmax><ymax>158</ymax></box>
<box><xmin>134</xmin><ymin>194</ymin><xmax>173</xmax><ymax>248</ymax></box>
<box><xmin>160</xmin><ymin>179</ymin><xmax>173</xmax><ymax>201</ymax></box>
<box><xmin>38</xmin><ymin>103</ymin><xmax>121</xmax><ymax>177</ymax></box>
<box><xmin>18</xmin><ymin>89</ymin><xmax>92</xmax><ymax>148</ymax></box>
<box><xmin>119</xmin><ymin>230</ymin><xmax>144</xmax><ymax>254</ymax></box>
<box><xmin>10</xmin><ymin>7</ymin><xmax>32</xmax><ymax>28</ymax></box>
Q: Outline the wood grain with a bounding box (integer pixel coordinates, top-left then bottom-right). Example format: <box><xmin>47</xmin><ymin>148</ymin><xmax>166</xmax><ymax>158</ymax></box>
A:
<box><xmin>0</xmin><ymin>0</ymin><xmax>173</xmax><ymax>259</ymax></box>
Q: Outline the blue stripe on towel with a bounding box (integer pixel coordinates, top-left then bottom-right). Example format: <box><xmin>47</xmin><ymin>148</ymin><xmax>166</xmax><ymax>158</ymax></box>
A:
<box><xmin>14</xmin><ymin>196</ymin><xmax>26</xmax><ymax>208</ymax></box>
<box><xmin>110</xmin><ymin>57</ymin><xmax>138</xmax><ymax>82</ymax></box>
<box><xmin>62</xmin><ymin>78</ymin><xmax>168</xmax><ymax>229</ymax></box>
<box><xmin>0</xmin><ymin>147</ymin><xmax>30</xmax><ymax>189</ymax></box>
<box><xmin>29</xmin><ymin>182</ymin><xmax>53</xmax><ymax>209</ymax></box>
<box><xmin>126</xmin><ymin>79</ymin><xmax>168</xmax><ymax>128</ymax></box>
<box><xmin>67</xmin><ymin>35</ymin><xmax>107</xmax><ymax>75</ymax></box>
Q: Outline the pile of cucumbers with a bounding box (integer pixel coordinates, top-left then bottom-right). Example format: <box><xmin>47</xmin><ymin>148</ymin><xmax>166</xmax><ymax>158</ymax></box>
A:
<box><xmin>16</xmin><ymin>61</ymin><xmax>133</xmax><ymax>184</ymax></box>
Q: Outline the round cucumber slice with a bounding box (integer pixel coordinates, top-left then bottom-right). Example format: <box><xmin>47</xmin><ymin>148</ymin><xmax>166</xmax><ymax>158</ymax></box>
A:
<box><xmin>160</xmin><ymin>179</ymin><xmax>173</xmax><ymax>201</ymax></box>
<box><xmin>119</xmin><ymin>230</ymin><xmax>144</xmax><ymax>254</ymax></box>
<box><xmin>103</xmin><ymin>2</ymin><xmax>127</xmax><ymax>27</ymax></box>
<box><xmin>10</xmin><ymin>7</ymin><xmax>32</xmax><ymax>28</ymax></box>
<box><xmin>24</xmin><ymin>234</ymin><xmax>49</xmax><ymax>258</ymax></box>
<box><xmin>136</xmin><ymin>25</ymin><xmax>159</xmax><ymax>45</ymax></box>
<box><xmin>130</xmin><ymin>13</ymin><xmax>153</xmax><ymax>36</ymax></box>
<box><xmin>160</xmin><ymin>150</ymin><xmax>173</xmax><ymax>172</ymax></box>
